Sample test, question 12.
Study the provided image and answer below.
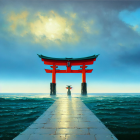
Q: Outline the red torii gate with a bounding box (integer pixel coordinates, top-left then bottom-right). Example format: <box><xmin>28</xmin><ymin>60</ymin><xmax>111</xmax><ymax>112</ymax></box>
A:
<box><xmin>38</xmin><ymin>54</ymin><xmax>99</xmax><ymax>95</ymax></box>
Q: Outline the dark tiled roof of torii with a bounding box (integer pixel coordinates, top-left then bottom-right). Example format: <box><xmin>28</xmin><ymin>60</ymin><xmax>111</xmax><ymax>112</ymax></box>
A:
<box><xmin>37</xmin><ymin>54</ymin><xmax>99</xmax><ymax>61</ymax></box>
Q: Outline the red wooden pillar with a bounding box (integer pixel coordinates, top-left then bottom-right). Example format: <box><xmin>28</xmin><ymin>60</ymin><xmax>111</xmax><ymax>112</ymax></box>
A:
<box><xmin>81</xmin><ymin>64</ymin><xmax>87</xmax><ymax>95</ymax></box>
<box><xmin>80</xmin><ymin>65</ymin><xmax>88</xmax><ymax>83</ymax></box>
<box><xmin>51</xmin><ymin>64</ymin><xmax>58</xmax><ymax>83</ymax></box>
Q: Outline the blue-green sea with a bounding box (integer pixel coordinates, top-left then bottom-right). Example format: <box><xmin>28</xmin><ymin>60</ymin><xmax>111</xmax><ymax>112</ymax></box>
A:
<box><xmin>0</xmin><ymin>93</ymin><xmax>140</xmax><ymax>140</ymax></box>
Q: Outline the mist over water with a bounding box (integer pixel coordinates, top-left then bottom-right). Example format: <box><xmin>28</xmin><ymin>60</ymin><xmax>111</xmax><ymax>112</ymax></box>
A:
<box><xmin>0</xmin><ymin>93</ymin><xmax>140</xmax><ymax>140</ymax></box>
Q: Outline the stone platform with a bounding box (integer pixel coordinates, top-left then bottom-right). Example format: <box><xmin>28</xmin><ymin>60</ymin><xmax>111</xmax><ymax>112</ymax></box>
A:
<box><xmin>13</xmin><ymin>98</ymin><xmax>118</xmax><ymax>140</ymax></box>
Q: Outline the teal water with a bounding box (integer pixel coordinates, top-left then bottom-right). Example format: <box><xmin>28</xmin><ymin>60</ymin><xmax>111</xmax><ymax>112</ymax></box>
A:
<box><xmin>0</xmin><ymin>93</ymin><xmax>140</xmax><ymax>140</ymax></box>
<box><xmin>82</xmin><ymin>94</ymin><xmax>140</xmax><ymax>140</ymax></box>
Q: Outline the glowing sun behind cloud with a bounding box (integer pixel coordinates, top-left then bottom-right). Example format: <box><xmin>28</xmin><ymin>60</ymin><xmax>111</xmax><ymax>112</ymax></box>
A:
<box><xmin>30</xmin><ymin>11</ymin><xmax>76</xmax><ymax>43</ymax></box>
<box><xmin>5</xmin><ymin>10</ymin><xmax>99</xmax><ymax>47</ymax></box>
<box><xmin>45</xmin><ymin>18</ymin><xmax>61</xmax><ymax>39</ymax></box>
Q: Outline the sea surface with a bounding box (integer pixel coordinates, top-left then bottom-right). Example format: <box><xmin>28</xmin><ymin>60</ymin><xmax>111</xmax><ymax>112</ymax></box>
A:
<box><xmin>0</xmin><ymin>93</ymin><xmax>140</xmax><ymax>140</ymax></box>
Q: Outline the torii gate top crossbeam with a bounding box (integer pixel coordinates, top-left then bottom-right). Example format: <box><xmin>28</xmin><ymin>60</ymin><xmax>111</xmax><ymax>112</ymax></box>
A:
<box><xmin>37</xmin><ymin>54</ymin><xmax>99</xmax><ymax>66</ymax></box>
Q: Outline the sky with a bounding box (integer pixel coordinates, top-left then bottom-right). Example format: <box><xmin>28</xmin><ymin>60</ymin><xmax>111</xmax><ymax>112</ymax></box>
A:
<box><xmin>0</xmin><ymin>0</ymin><xmax>140</xmax><ymax>93</ymax></box>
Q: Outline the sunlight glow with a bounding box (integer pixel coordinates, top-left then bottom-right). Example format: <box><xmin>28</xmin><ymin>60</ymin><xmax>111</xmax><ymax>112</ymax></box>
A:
<box><xmin>6</xmin><ymin>10</ymin><xmax>81</xmax><ymax>45</ymax></box>
<box><xmin>45</xmin><ymin>19</ymin><xmax>61</xmax><ymax>40</ymax></box>
<box><xmin>5</xmin><ymin>10</ymin><xmax>100</xmax><ymax>46</ymax></box>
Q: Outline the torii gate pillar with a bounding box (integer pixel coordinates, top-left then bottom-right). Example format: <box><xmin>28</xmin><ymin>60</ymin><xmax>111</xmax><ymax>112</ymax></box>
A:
<box><xmin>50</xmin><ymin>83</ymin><xmax>56</xmax><ymax>95</ymax></box>
<box><xmin>81</xmin><ymin>65</ymin><xmax>87</xmax><ymax>95</ymax></box>
<box><xmin>50</xmin><ymin>64</ymin><xmax>57</xmax><ymax>95</ymax></box>
<box><xmin>81</xmin><ymin>83</ymin><xmax>87</xmax><ymax>95</ymax></box>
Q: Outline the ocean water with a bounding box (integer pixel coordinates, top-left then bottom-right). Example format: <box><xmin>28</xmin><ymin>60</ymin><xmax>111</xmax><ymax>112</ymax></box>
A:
<box><xmin>0</xmin><ymin>93</ymin><xmax>140</xmax><ymax>140</ymax></box>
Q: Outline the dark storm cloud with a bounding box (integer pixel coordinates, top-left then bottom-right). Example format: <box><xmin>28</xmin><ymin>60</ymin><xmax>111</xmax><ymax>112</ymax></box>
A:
<box><xmin>69</xmin><ymin>1</ymin><xmax>140</xmax><ymax>60</ymax></box>
<box><xmin>1</xmin><ymin>0</ymin><xmax>140</xmax><ymax>11</ymax></box>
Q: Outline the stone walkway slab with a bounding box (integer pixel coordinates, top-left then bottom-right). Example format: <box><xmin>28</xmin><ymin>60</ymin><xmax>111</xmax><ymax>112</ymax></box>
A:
<box><xmin>13</xmin><ymin>98</ymin><xmax>118</xmax><ymax>140</ymax></box>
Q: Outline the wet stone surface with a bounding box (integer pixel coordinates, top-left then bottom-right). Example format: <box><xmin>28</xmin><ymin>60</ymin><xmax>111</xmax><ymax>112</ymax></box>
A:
<box><xmin>13</xmin><ymin>98</ymin><xmax>118</xmax><ymax>140</ymax></box>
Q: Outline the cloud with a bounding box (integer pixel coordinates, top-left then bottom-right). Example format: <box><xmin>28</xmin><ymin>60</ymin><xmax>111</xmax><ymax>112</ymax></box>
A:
<box><xmin>3</xmin><ymin>9</ymin><xmax>100</xmax><ymax>47</ymax></box>
<box><xmin>2</xmin><ymin>1</ymin><xmax>139</xmax><ymax>49</ymax></box>
<box><xmin>29</xmin><ymin>11</ymin><xmax>80</xmax><ymax>44</ymax></box>
<box><xmin>65</xmin><ymin>11</ymin><xmax>77</xmax><ymax>18</ymax></box>
<box><xmin>81</xmin><ymin>20</ymin><xmax>99</xmax><ymax>34</ymax></box>
<box><xmin>8</xmin><ymin>11</ymin><xmax>28</xmax><ymax>30</ymax></box>
<box><xmin>119</xmin><ymin>8</ymin><xmax>140</xmax><ymax>34</ymax></box>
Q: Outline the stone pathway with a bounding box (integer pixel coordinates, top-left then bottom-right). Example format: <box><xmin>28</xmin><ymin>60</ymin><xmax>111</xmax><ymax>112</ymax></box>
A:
<box><xmin>13</xmin><ymin>98</ymin><xmax>118</xmax><ymax>140</ymax></box>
